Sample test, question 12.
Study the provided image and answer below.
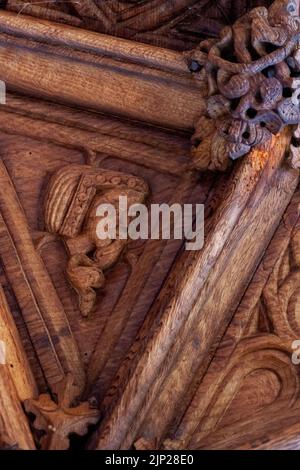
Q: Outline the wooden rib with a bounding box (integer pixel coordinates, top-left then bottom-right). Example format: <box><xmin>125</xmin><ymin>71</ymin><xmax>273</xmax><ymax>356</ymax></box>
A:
<box><xmin>0</xmin><ymin>284</ymin><xmax>37</xmax><ymax>402</ymax></box>
<box><xmin>0</xmin><ymin>11</ymin><xmax>205</xmax><ymax>130</ymax></box>
<box><xmin>4</xmin><ymin>94</ymin><xmax>190</xmax><ymax>155</ymax></box>
<box><xmin>0</xmin><ymin>161</ymin><xmax>85</xmax><ymax>394</ymax></box>
<box><xmin>0</xmin><ymin>10</ymin><xmax>189</xmax><ymax>73</ymax></box>
<box><xmin>171</xmin><ymin>190</ymin><xmax>300</xmax><ymax>449</ymax></box>
<box><xmin>0</xmin><ymin>362</ymin><xmax>35</xmax><ymax>449</ymax></box>
<box><xmin>0</xmin><ymin>283</ymin><xmax>36</xmax><ymax>449</ymax></box>
<box><xmin>92</xmin><ymin>129</ymin><xmax>299</xmax><ymax>449</ymax></box>
<box><xmin>0</xmin><ymin>108</ymin><xmax>188</xmax><ymax>176</ymax></box>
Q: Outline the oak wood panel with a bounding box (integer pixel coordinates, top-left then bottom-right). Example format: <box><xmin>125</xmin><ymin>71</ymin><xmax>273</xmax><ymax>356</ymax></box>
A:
<box><xmin>0</xmin><ymin>3</ymin><xmax>299</xmax><ymax>450</ymax></box>
<box><xmin>0</xmin><ymin>286</ymin><xmax>36</xmax><ymax>449</ymax></box>
<box><xmin>0</xmin><ymin>88</ymin><xmax>214</xmax><ymax>449</ymax></box>
<box><xmin>0</xmin><ymin>160</ymin><xmax>85</xmax><ymax>393</ymax></box>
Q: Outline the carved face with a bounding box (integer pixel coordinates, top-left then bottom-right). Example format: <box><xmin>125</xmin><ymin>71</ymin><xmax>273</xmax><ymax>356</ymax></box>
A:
<box><xmin>85</xmin><ymin>188</ymin><xmax>147</xmax><ymax>249</ymax></box>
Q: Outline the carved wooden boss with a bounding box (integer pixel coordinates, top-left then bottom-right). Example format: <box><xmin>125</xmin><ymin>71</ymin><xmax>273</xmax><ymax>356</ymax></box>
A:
<box><xmin>191</xmin><ymin>0</ymin><xmax>300</xmax><ymax>170</ymax></box>
<box><xmin>1</xmin><ymin>0</ymin><xmax>300</xmax><ymax>451</ymax></box>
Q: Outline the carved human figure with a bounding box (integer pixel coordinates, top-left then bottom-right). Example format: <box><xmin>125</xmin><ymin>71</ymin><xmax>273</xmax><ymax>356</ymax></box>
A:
<box><xmin>45</xmin><ymin>164</ymin><xmax>149</xmax><ymax>317</ymax></box>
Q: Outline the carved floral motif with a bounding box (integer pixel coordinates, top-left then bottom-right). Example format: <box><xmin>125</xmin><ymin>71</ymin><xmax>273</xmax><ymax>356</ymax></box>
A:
<box><xmin>24</xmin><ymin>375</ymin><xmax>100</xmax><ymax>450</ymax></box>
<box><xmin>45</xmin><ymin>164</ymin><xmax>149</xmax><ymax>317</ymax></box>
<box><xmin>190</xmin><ymin>0</ymin><xmax>300</xmax><ymax>170</ymax></box>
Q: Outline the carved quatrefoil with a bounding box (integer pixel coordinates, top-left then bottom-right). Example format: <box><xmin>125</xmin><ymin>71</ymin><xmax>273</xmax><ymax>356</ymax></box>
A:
<box><xmin>189</xmin><ymin>0</ymin><xmax>300</xmax><ymax>171</ymax></box>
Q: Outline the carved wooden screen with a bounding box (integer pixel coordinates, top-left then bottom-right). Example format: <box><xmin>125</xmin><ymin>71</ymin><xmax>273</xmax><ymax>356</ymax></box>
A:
<box><xmin>0</xmin><ymin>0</ymin><xmax>300</xmax><ymax>451</ymax></box>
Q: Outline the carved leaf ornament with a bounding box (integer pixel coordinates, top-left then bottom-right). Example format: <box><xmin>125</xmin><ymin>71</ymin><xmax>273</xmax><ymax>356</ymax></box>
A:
<box><xmin>190</xmin><ymin>0</ymin><xmax>300</xmax><ymax>170</ymax></box>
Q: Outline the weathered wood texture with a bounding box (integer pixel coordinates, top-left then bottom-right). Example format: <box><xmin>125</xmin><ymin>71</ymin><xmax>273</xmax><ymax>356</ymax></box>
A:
<box><xmin>0</xmin><ymin>3</ymin><xmax>300</xmax><ymax>451</ymax></box>
<box><xmin>0</xmin><ymin>285</ymin><xmax>37</xmax><ymax>401</ymax></box>
<box><xmin>0</xmin><ymin>89</ymin><xmax>212</xmax><ymax>449</ymax></box>
<box><xmin>168</xmin><ymin>186</ymin><xmax>300</xmax><ymax>450</ymax></box>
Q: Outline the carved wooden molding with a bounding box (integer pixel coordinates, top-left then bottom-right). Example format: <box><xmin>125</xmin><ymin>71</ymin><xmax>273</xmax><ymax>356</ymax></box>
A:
<box><xmin>1</xmin><ymin>6</ymin><xmax>300</xmax><ymax>174</ymax></box>
<box><xmin>0</xmin><ymin>4</ymin><xmax>300</xmax><ymax>451</ymax></box>
<box><xmin>44</xmin><ymin>164</ymin><xmax>149</xmax><ymax>317</ymax></box>
<box><xmin>0</xmin><ymin>11</ymin><xmax>204</xmax><ymax>131</ymax></box>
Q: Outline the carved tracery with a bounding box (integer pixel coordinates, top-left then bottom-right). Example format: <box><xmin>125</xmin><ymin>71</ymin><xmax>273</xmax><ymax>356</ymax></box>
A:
<box><xmin>190</xmin><ymin>0</ymin><xmax>300</xmax><ymax>170</ymax></box>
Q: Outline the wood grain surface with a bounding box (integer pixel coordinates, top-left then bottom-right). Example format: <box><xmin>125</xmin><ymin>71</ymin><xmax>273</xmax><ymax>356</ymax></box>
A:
<box><xmin>0</xmin><ymin>11</ymin><xmax>206</xmax><ymax>130</ymax></box>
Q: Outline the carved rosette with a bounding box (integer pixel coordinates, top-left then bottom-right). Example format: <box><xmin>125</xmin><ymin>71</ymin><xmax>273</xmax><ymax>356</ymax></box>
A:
<box><xmin>45</xmin><ymin>164</ymin><xmax>149</xmax><ymax>318</ymax></box>
<box><xmin>189</xmin><ymin>0</ymin><xmax>300</xmax><ymax>171</ymax></box>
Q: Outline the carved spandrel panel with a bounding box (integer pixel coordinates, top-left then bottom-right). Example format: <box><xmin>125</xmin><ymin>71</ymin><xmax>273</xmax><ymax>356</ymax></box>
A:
<box><xmin>0</xmin><ymin>92</ymin><xmax>214</xmax><ymax>440</ymax></box>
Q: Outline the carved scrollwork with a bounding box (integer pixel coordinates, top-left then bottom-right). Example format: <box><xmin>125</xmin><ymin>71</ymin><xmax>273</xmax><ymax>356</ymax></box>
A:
<box><xmin>44</xmin><ymin>164</ymin><xmax>149</xmax><ymax>318</ymax></box>
<box><xmin>190</xmin><ymin>0</ymin><xmax>300</xmax><ymax>170</ymax></box>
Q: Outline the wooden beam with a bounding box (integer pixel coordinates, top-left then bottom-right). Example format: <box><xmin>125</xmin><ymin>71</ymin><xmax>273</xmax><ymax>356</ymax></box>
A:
<box><xmin>0</xmin><ymin>161</ymin><xmax>85</xmax><ymax>394</ymax></box>
<box><xmin>0</xmin><ymin>285</ymin><xmax>36</xmax><ymax>449</ymax></box>
<box><xmin>0</xmin><ymin>363</ymin><xmax>36</xmax><ymax>449</ymax></box>
<box><xmin>0</xmin><ymin>11</ymin><xmax>205</xmax><ymax>130</ymax></box>
<box><xmin>0</xmin><ymin>285</ymin><xmax>37</xmax><ymax>401</ymax></box>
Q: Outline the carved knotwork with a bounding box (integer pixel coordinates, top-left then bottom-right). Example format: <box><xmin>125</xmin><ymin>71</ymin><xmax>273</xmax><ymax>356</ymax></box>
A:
<box><xmin>44</xmin><ymin>164</ymin><xmax>149</xmax><ymax>318</ymax></box>
<box><xmin>190</xmin><ymin>0</ymin><xmax>300</xmax><ymax>170</ymax></box>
